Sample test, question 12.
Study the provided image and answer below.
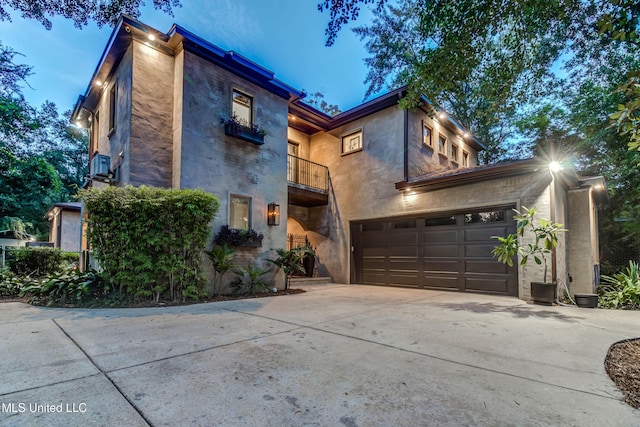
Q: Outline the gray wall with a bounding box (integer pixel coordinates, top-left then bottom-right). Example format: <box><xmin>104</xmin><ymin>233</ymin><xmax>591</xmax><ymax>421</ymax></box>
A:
<box><xmin>130</xmin><ymin>41</ymin><xmax>174</xmax><ymax>187</ymax></box>
<box><xmin>175</xmin><ymin>49</ymin><xmax>289</xmax><ymax>288</ymax></box>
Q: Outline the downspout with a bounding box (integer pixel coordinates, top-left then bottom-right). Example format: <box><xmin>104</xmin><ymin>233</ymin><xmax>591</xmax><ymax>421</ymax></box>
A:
<box><xmin>549</xmin><ymin>170</ymin><xmax>557</xmax><ymax>284</ymax></box>
<box><xmin>403</xmin><ymin>109</ymin><xmax>409</xmax><ymax>182</ymax></box>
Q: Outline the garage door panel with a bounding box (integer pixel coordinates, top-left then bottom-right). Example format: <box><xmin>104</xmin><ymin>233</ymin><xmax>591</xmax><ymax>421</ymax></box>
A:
<box><xmin>423</xmin><ymin>244</ymin><xmax>458</xmax><ymax>257</ymax></box>
<box><xmin>424</xmin><ymin>260</ymin><xmax>459</xmax><ymax>273</ymax></box>
<box><xmin>362</xmin><ymin>234</ymin><xmax>384</xmax><ymax>247</ymax></box>
<box><xmin>387</xmin><ymin>233</ymin><xmax>418</xmax><ymax>246</ymax></box>
<box><xmin>465</xmin><ymin>244</ymin><xmax>497</xmax><ymax>258</ymax></box>
<box><xmin>465</xmin><ymin>227</ymin><xmax>508</xmax><ymax>242</ymax></box>
<box><xmin>423</xmin><ymin>275</ymin><xmax>459</xmax><ymax>289</ymax></box>
<box><xmin>388</xmin><ymin>246</ymin><xmax>419</xmax><ymax>257</ymax></box>
<box><xmin>465</xmin><ymin>277</ymin><xmax>510</xmax><ymax>294</ymax></box>
<box><xmin>363</xmin><ymin>247</ymin><xmax>385</xmax><ymax>257</ymax></box>
<box><xmin>465</xmin><ymin>260</ymin><xmax>510</xmax><ymax>274</ymax></box>
<box><xmin>389</xmin><ymin>273</ymin><xmax>420</xmax><ymax>287</ymax></box>
<box><xmin>422</xmin><ymin>230</ymin><xmax>458</xmax><ymax>243</ymax></box>
<box><xmin>362</xmin><ymin>273</ymin><xmax>386</xmax><ymax>285</ymax></box>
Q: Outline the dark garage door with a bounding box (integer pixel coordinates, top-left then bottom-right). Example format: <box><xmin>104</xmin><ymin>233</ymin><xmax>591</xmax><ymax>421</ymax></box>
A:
<box><xmin>351</xmin><ymin>207</ymin><xmax>518</xmax><ymax>296</ymax></box>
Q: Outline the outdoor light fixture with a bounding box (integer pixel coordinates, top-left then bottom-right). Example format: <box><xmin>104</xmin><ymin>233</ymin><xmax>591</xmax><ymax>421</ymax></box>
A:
<box><xmin>148</xmin><ymin>34</ymin><xmax>155</xmax><ymax>41</ymax></box>
<box><xmin>95</xmin><ymin>80</ymin><xmax>103</xmax><ymax>87</ymax></box>
<box><xmin>549</xmin><ymin>161</ymin><xmax>563</xmax><ymax>173</ymax></box>
<box><xmin>267</xmin><ymin>202</ymin><xmax>280</xmax><ymax>226</ymax></box>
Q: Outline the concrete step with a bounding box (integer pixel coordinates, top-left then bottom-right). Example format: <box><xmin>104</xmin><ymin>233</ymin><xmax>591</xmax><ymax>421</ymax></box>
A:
<box><xmin>289</xmin><ymin>277</ymin><xmax>332</xmax><ymax>286</ymax></box>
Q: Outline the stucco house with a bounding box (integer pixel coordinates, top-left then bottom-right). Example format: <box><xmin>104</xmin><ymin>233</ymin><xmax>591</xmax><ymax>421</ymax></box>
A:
<box><xmin>71</xmin><ymin>15</ymin><xmax>607</xmax><ymax>301</ymax></box>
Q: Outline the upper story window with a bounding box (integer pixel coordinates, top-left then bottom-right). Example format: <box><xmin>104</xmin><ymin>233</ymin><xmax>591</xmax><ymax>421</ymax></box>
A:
<box><xmin>229</xmin><ymin>194</ymin><xmax>251</xmax><ymax>230</ymax></box>
<box><xmin>232</xmin><ymin>89</ymin><xmax>253</xmax><ymax>126</ymax></box>
<box><xmin>462</xmin><ymin>151</ymin><xmax>470</xmax><ymax>167</ymax></box>
<box><xmin>437</xmin><ymin>133</ymin><xmax>447</xmax><ymax>155</ymax></box>
<box><xmin>422</xmin><ymin>121</ymin><xmax>433</xmax><ymax>147</ymax></box>
<box><xmin>93</xmin><ymin>111</ymin><xmax>100</xmax><ymax>151</ymax></box>
<box><xmin>451</xmin><ymin>143</ymin><xmax>459</xmax><ymax>163</ymax></box>
<box><xmin>108</xmin><ymin>83</ymin><xmax>116</xmax><ymax>136</ymax></box>
<box><xmin>342</xmin><ymin>128</ymin><xmax>363</xmax><ymax>155</ymax></box>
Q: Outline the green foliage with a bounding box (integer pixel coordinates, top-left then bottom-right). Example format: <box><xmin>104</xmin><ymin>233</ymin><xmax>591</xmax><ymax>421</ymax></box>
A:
<box><xmin>6</xmin><ymin>247</ymin><xmax>66</xmax><ymax>278</ymax></box>
<box><xmin>205</xmin><ymin>244</ymin><xmax>235</xmax><ymax>296</ymax></box>
<box><xmin>266</xmin><ymin>248</ymin><xmax>310</xmax><ymax>290</ymax></box>
<box><xmin>81</xmin><ymin>185</ymin><xmax>219</xmax><ymax>303</ymax></box>
<box><xmin>598</xmin><ymin>261</ymin><xmax>640</xmax><ymax>309</ymax></box>
<box><xmin>229</xmin><ymin>264</ymin><xmax>272</xmax><ymax>296</ymax></box>
<box><xmin>21</xmin><ymin>268</ymin><xmax>111</xmax><ymax>307</ymax></box>
<box><xmin>214</xmin><ymin>225</ymin><xmax>263</xmax><ymax>247</ymax></box>
<box><xmin>0</xmin><ymin>268</ymin><xmax>23</xmax><ymax>297</ymax></box>
<box><xmin>492</xmin><ymin>207</ymin><xmax>566</xmax><ymax>283</ymax></box>
<box><xmin>0</xmin><ymin>43</ymin><xmax>88</xmax><ymax>236</ymax></box>
<box><xmin>0</xmin><ymin>0</ymin><xmax>181</xmax><ymax>30</ymax></box>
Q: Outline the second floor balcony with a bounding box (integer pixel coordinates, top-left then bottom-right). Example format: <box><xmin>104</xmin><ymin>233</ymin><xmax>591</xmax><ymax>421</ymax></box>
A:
<box><xmin>287</xmin><ymin>154</ymin><xmax>329</xmax><ymax>207</ymax></box>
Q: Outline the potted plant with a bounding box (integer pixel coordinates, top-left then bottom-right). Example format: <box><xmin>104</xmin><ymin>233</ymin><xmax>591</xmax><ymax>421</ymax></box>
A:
<box><xmin>492</xmin><ymin>206</ymin><xmax>566</xmax><ymax>305</ymax></box>
<box><xmin>267</xmin><ymin>248</ymin><xmax>306</xmax><ymax>290</ymax></box>
<box><xmin>301</xmin><ymin>245</ymin><xmax>316</xmax><ymax>278</ymax></box>
<box><xmin>220</xmin><ymin>115</ymin><xmax>266</xmax><ymax>145</ymax></box>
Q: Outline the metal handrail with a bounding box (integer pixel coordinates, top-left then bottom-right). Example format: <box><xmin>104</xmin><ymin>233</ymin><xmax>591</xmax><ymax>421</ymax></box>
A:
<box><xmin>287</xmin><ymin>154</ymin><xmax>329</xmax><ymax>192</ymax></box>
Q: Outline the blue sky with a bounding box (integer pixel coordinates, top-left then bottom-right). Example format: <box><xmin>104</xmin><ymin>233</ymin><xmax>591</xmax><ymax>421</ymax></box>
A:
<box><xmin>0</xmin><ymin>0</ymin><xmax>379</xmax><ymax>114</ymax></box>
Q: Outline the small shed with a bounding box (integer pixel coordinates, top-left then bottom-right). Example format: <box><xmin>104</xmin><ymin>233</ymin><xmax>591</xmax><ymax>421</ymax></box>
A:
<box><xmin>46</xmin><ymin>202</ymin><xmax>83</xmax><ymax>252</ymax></box>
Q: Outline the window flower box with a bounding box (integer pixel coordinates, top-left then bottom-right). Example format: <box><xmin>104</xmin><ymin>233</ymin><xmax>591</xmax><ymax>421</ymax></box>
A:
<box><xmin>221</xmin><ymin>116</ymin><xmax>265</xmax><ymax>146</ymax></box>
<box><xmin>214</xmin><ymin>225</ymin><xmax>263</xmax><ymax>248</ymax></box>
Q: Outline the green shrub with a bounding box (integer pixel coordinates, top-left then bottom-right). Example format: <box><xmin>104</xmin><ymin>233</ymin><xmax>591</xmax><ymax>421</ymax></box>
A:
<box><xmin>80</xmin><ymin>185</ymin><xmax>219</xmax><ymax>303</ymax></box>
<box><xmin>6</xmin><ymin>247</ymin><xmax>65</xmax><ymax>278</ymax></box>
<box><xmin>230</xmin><ymin>264</ymin><xmax>272</xmax><ymax>296</ymax></box>
<box><xmin>598</xmin><ymin>261</ymin><xmax>640</xmax><ymax>309</ymax></box>
<box><xmin>0</xmin><ymin>268</ymin><xmax>25</xmax><ymax>298</ymax></box>
<box><xmin>21</xmin><ymin>268</ymin><xmax>111</xmax><ymax>307</ymax></box>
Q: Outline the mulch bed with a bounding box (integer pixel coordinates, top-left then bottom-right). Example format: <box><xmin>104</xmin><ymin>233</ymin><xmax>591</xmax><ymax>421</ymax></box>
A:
<box><xmin>0</xmin><ymin>289</ymin><xmax>306</xmax><ymax>308</ymax></box>
<box><xmin>604</xmin><ymin>338</ymin><xmax>640</xmax><ymax>409</ymax></box>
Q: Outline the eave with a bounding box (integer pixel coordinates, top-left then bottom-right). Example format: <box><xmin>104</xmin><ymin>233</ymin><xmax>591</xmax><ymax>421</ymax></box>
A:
<box><xmin>395</xmin><ymin>159</ymin><xmax>542</xmax><ymax>193</ymax></box>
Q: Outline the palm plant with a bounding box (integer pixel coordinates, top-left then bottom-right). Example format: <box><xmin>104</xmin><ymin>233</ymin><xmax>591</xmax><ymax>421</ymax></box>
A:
<box><xmin>205</xmin><ymin>244</ymin><xmax>234</xmax><ymax>296</ymax></box>
<box><xmin>229</xmin><ymin>264</ymin><xmax>271</xmax><ymax>296</ymax></box>
<box><xmin>266</xmin><ymin>248</ymin><xmax>306</xmax><ymax>290</ymax></box>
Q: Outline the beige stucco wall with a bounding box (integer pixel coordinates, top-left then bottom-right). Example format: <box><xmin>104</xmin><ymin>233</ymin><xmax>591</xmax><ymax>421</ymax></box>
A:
<box><xmin>175</xmin><ymin>49</ymin><xmax>289</xmax><ymax>289</ymax></box>
<box><xmin>407</xmin><ymin>110</ymin><xmax>478</xmax><ymax>177</ymax></box>
<box><xmin>287</xmin><ymin>127</ymin><xmax>310</xmax><ymax>158</ymax></box>
<box><xmin>567</xmin><ymin>188</ymin><xmax>598</xmax><ymax>294</ymax></box>
<box><xmin>59</xmin><ymin>211</ymin><xmax>82</xmax><ymax>252</ymax></box>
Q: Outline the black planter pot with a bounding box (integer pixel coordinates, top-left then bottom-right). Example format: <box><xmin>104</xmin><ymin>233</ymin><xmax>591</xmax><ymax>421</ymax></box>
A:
<box><xmin>530</xmin><ymin>282</ymin><xmax>557</xmax><ymax>305</ymax></box>
<box><xmin>574</xmin><ymin>293</ymin><xmax>598</xmax><ymax>308</ymax></box>
<box><xmin>303</xmin><ymin>255</ymin><xmax>315</xmax><ymax>278</ymax></box>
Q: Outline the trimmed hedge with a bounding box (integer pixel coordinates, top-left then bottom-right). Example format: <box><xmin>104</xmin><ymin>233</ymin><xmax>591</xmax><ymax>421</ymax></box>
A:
<box><xmin>80</xmin><ymin>186</ymin><xmax>219</xmax><ymax>302</ymax></box>
<box><xmin>6</xmin><ymin>247</ymin><xmax>76</xmax><ymax>277</ymax></box>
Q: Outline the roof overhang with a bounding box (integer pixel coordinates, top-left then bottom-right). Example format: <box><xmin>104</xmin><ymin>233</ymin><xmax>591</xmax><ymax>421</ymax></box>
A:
<box><xmin>72</xmin><ymin>15</ymin><xmax>304</xmax><ymax>124</ymax></box>
<box><xmin>395</xmin><ymin>159</ymin><xmax>542</xmax><ymax>193</ymax></box>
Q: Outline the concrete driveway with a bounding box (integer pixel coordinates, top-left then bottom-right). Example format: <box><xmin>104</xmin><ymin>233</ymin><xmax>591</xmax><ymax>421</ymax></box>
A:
<box><xmin>1</xmin><ymin>284</ymin><xmax>639</xmax><ymax>426</ymax></box>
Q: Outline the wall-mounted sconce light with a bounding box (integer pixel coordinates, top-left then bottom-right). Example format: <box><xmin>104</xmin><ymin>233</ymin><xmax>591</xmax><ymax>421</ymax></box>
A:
<box><xmin>267</xmin><ymin>202</ymin><xmax>280</xmax><ymax>226</ymax></box>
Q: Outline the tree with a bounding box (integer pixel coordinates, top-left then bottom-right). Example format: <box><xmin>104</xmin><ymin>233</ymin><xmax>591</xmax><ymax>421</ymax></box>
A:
<box><xmin>0</xmin><ymin>0</ymin><xmax>181</xmax><ymax>29</ymax></box>
<box><xmin>303</xmin><ymin>91</ymin><xmax>342</xmax><ymax>116</ymax></box>
<box><xmin>319</xmin><ymin>0</ymin><xmax>640</xmax><ymax>157</ymax></box>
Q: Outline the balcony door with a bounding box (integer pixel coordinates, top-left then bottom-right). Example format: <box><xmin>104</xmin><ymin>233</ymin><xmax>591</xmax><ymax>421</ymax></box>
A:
<box><xmin>288</xmin><ymin>142</ymin><xmax>299</xmax><ymax>183</ymax></box>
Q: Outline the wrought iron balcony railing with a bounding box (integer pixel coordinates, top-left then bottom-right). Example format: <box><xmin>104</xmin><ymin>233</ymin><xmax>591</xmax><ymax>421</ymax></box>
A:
<box><xmin>287</xmin><ymin>154</ymin><xmax>328</xmax><ymax>193</ymax></box>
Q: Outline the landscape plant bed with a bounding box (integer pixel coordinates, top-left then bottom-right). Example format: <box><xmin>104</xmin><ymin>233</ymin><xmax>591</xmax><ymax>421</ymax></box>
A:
<box><xmin>0</xmin><ymin>289</ymin><xmax>305</xmax><ymax>308</ymax></box>
<box><xmin>604</xmin><ymin>338</ymin><xmax>640</xmax><ymax>409</ymax></box>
